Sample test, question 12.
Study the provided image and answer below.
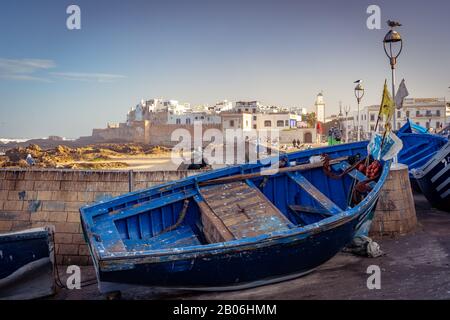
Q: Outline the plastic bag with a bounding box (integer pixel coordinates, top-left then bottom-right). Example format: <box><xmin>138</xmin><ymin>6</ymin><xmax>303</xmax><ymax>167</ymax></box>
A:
<box><xmin>367</xmin><ymin>131</ymin><xmax>403</xmax><ymax>161</ymax></box>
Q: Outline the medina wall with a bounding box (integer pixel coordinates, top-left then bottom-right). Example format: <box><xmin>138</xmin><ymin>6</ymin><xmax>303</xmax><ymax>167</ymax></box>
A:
<box><xmin>0</xmin><ymin>169</ymin><xmax>202</xmax><ymax>265</ymax></box>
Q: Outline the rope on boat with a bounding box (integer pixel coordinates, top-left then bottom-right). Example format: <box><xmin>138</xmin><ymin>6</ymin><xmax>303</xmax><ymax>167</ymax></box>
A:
<box><xmin>322</xmin><ymin>153</ymin><xmax>382</xmax><ymax>205</ymax></box>
<box><xmin>156</xmin><ymin>199</ymin><xmax>190</xmax><ymax>235</ymax></box>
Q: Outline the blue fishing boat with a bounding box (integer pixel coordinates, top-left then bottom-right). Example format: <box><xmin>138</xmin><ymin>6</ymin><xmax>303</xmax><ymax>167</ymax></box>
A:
<box><xmin>0</xmin><ymin>227</ymin><xmax>55</xmax><ymax>300</ymax></box>
<box><xmin>397</xmin><ymin>121</ymin><xmax>448</xmax><ymax>192</ymax></box>
<box><xmin>81</xmin><ymin>141</ymin><xmax>390</xmax><ymax>295</ymax></box>
<box><xmin>411</xmin><ymin>141</ymin><xmax>450</xmax><ymax>212</ymax></box>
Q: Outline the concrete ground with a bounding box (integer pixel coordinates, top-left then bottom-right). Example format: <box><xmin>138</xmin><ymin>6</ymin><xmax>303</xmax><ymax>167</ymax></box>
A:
<box><xmin>51</xmin><ymin>193</ymin><xmax>450</xmax><ymax>300</ymax></box>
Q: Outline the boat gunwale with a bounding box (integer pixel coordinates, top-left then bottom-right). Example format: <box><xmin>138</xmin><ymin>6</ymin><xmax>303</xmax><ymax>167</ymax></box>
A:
<box><xmin>84</xmin><ymin>159</ymin><xmax>392</xmax><ymax>264</ymax></box>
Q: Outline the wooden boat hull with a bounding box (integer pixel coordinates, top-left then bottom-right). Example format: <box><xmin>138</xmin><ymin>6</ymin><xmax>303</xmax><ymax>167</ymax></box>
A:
<box><xmin>0</xmin><ymin>227</ymin><xmax>55</xmax><ymax>300</ymax></box>
<box><xmin>96</xmin><ymin>206</ymin><xmax>373</xmax><ymax>291</ymax></box>
<box><xmin>81</xmin><ymin>142</ymin><xmax>390</xmax><ymax>293</ymax></box>
<box><xmin>412</xmin><ymin>142</ymin><xmax>450</xmax><ymax>212</ymax></box>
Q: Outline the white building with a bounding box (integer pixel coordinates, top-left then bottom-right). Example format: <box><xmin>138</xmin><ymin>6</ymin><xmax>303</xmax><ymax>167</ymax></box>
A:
<box><xmin>235</xmin><ymin>101</ymin><xmax>262</xmax><ymax>114</ymax></box>
<box><xmin>253</xmin><ymin>112</ymin><xmax>301</xmax><ymax>130</ymax></box>
<box><xmin>396</xmin><ymin>97</ymin><xmax>449</xmax><ymax>131</ymax></box>
<box><xmin>209</xmin><ymin>100</ymin><xmax>233</xmax><ymax>113</ymax></box>
<box><xmin>315</xmin><ymin>92</ymin><xmax>325</xmax><ymax>123</ymax></box>
<box><xmin>167</xmin><ymin>112</ymin><xmax>221</xmax><ymax>125</ymax></box>
<box><xmin>221</xmin><ymin>113</ymin><xmax>253</xmax><ymax>131</ymax></box>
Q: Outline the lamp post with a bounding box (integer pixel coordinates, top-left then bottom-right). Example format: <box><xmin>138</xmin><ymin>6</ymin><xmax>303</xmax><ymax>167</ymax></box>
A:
<box><xmin>383</xmin><ymin>20</ymin><xmax>403</xmax><ymax>130</ymax></box>
<box><xmin>354</xmin><ymin>82</ymin><xmax>365</xmax><ymax>141</ymax></box>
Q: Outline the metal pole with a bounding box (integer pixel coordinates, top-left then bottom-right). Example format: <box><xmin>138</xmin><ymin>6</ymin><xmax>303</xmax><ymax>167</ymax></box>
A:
<box><xmin>357</xmin><ymin>100</ymin><xmax>360</xmax><ymax>141</ymax></box>
<box><xmin>392</xmin><ymin>66</ymin><xmax>396</xmax><ymax>130</ymax></box>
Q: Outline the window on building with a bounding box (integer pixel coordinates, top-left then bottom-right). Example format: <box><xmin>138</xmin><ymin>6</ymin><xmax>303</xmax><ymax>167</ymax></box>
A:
<box><xmin>426</xmin><ymin>122</ymin><xmax>430</xmax><ymax>129</ymax></box>
<box><xmin>186</xmin><ymin>118</ymin><xmax>191</xmax><ymax>124</ymax></box>
<box><xmin>176</xmin><ymin>119</ymin><xmax>181</xmax><ymax>125</ymax></box>
<box><xmin>426</xmin><ymin>110</ymin><xmax>431</xmax><ymax>116</ymax></box>
<box><xmin>252</xmin><ymin>109</ymin><xmax>256</xmax><ymax>114</ymax></box>
<box><xmin>264</xmin><ymin>120</ymin><xmax>272</xmax><ymax>127</ymax></box>
<box><xmin>370</xmin><ymin>114</ymin><xmax>375</xmax><ymax>121</ymax></box>
<box><xmin>252</xmin><ymin>116</ymin><xmax>257</xmax><ymax>121</ymax></box>
<box><xmin>195</xmin><ymin>117</ymin><xmax>198</xmax><ymax>120</ymax></box>
<box><xmin>397</xmin><ymin>111</ymin><xmax>401</xmax><ymax>118</ymax></box>
<box><xmin>406</xmin><ymin>110</ymin><xmax>410</xmax><ymax>118</ymax></box>
<box><xmin>370</xmin><ymin>125</ymin><xmax>375</xmax><ymax>131</ymax></box>
<box><xmin>245</xmin><ymin>108</ymin><xmax>249</xmax><ymax>112</ymax></box>
<box><xmin>277</xmin><ymin>120</ymin><xmax>284</xmax><ymax>127</ymax></box>
<box><xmin>230</xmin><ymin>120</ymin><xmax>235</xmax><ymax>127</ymax></box>
<box><xmin>201</xmin><ymin>116</ymin><xmax>204</xmax><ymax>119</ymax></box>
<box><xmin>285</xmin><ymin>120</ymin><xmax>289</xmax><ymax>126</ymax></box>
<box><xmin>253</xmin><ymin>124</ymin><xmax>257</xmax><ymax>129</ymax></box>
<box><xmin>437</xmin><ymin>110</ymin><xmax>441</xmax><ymax>117</ymax></box>
<box><xmin>416</xmin><ymin>110</ymin><xmax>420</xmax><ymax>117</ymax></box>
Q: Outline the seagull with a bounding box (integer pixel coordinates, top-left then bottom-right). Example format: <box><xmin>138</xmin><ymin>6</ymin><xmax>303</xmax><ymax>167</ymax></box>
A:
<box><xmin>354</xmin><ymin>80</ymin><xmax>362</xmax><ymax>84</ymax></box>
<box><xmin>387</xmin><ymin>20</ymin><xmax>402</xmax><ymax>28</ymax></box>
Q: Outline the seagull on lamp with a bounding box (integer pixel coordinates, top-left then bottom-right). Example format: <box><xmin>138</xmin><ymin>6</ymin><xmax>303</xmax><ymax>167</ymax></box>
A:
<box><xmin>354</xmin><ymin>80</ymin><xmax>362</xmax><ymax>84</ymax></box>
<box><xmin>387</xmin><ymin>20</ymin><xmax>402</xmax><ymax>28</ymax></box>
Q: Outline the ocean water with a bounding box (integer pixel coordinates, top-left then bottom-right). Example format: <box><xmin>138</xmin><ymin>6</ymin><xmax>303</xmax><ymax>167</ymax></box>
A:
<box><xmin>0</xmin><ymin>138</ymin><xmax>31</xmax><ymax>144</ymax></box>
<box><xmin>0</xmin><ymin>137</ymin><xmax>75</xmax><ymax>144</ymax></box>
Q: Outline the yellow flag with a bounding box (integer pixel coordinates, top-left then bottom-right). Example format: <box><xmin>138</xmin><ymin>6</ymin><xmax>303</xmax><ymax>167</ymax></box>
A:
<box><xmin>380</xmin><ymin>80</ymin><xmax>395</xmax><ymax>120</ymax></box>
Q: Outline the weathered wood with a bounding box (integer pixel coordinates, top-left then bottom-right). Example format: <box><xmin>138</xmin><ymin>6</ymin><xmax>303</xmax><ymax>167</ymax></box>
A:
<box><xmin>198</xmin><ymin>156</ymin><xmax>349</xmax><ymax>186</ymax></box>
<box><xmin>370</xmin><ymin>163</ymin><xmax>417</xmax><ymax>238</ymax></box>
<box><xmin>288</xmin><ymin>204</ymin><xmax>334</xmax><ymax>216</ymax></box>
<box><xmin>287</xmin><ymin>172</ymin><xmax>343</xmax><ymax>215</ymax></box>
<box><xmin>198</xmin><ymin>181</ymin><xmax>293</xmax><ymax>243</ymax></box>
<box><xmin>194</xmin><ymin>195</ymin><xmax>235</xmax><ymax>243</ymax></box>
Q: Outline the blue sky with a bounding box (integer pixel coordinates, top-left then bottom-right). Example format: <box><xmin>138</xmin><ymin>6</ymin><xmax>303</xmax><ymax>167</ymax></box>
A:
<box><xmin>0</xmin><ymin>0</ymin><xmax>449</xmax><ymax>138</ymax></box>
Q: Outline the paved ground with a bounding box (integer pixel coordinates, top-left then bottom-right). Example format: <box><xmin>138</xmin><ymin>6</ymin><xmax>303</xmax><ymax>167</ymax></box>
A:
<box><xmin>52</xmin><ymin>193</ymin><xmax>450</xmax><ymax>300</ymax></box>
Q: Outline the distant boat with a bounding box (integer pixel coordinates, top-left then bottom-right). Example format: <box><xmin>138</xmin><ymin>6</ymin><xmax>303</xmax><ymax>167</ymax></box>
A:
<box><xmin>81</xmin><ymin>141</ymin><xmax>390</xmax><ymax>295</ymax></box>
<box><xmin>397</xmin><ymin>121</ymin><xmax>449</xmax><ymax>210</ymax></box>
<box><xmin>397</xmin><ymin>121</ymin><xmax>448</xmax><ymax>192</ymax></box>
<box><xmin>0</xmin><ymin>227</ymin><xmax>55</xmax><ymax>300</ymax></box>
<box><xmin>411</xmin><ymin>141</ymin><xmax>450</xmax><ymax>212</ymax></box>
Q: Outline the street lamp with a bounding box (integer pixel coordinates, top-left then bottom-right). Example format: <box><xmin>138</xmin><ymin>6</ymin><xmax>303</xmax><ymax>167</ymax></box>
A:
<box><xmin>383</xmin><ymin>20</ymin><xmax>403</xmax><ymax>130</ymax></box>
<box><xmin>354</xmin><ymin>81</ymin><xmax>365</xmax><ymax>141</ymax></box>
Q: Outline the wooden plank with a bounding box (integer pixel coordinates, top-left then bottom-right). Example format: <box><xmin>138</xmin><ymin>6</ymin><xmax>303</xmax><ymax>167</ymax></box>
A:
<box><xmin>193</xmin><ymin>195</ymin><xmax>235</xmax><ymax>243</ymax></box>
<box><xmin>288</xmin><ymin>204</ymin><xmax>334</xmax><ymax>216</ymax></box>
<box><xmin>198</xmin><ymin>181</ymin><xmax>292</xmax><ymax>242</ymax></box>
<box><xmin>287</xmin><ymin>172</ymin><xmax>343</xmax><ymax>215</ymax></box>
<box><xmin>198</xmin><ymin>156</ymin><xmax>349</xmax><ymax>186</ymax></box>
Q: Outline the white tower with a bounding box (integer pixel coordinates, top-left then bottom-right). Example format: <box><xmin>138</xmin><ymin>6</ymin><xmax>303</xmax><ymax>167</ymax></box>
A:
<box><xmin>315</xmin><ymin>92</ymin><xmax>325</xmax><ymax>123</ymax></box>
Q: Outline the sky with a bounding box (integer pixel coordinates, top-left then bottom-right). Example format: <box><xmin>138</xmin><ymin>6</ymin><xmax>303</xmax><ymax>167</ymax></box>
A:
<box><xmin>0</xmin><ymin>0</ymin><xmax>449</xmax><ymax>138</ymax></box>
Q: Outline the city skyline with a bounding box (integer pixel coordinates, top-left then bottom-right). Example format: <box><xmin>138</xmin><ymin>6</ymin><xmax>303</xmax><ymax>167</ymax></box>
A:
<box><xmin>1</xmin><ymin>0</ymin><xmax>449</xmax><ymax>138</ymax></box>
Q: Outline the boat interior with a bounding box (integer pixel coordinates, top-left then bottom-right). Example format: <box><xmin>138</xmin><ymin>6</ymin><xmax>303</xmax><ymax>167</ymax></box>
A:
<box><xmin>398</xmin><ymin>133</ymin><xmax>448</xmax><ymax>171</ymax></box>
<box><xmin>82</xmin><ymin>144</ymin><xmax>383</xmax><ymax>255</ymax></box>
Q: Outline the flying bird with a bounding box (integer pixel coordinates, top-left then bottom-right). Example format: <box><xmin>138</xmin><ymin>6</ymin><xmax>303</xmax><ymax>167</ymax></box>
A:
<box><xmin>387</xmin><ymin>20</ymin><xmax>402</xmax><ymax>28</ymax></box>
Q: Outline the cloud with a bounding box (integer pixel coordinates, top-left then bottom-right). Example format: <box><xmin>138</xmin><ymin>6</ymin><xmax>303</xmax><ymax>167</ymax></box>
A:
<box><xmin>0</xmin><ymin>58</ymin><xmax>126</xmax><ymax>83</ymax></box>
<box><xmin>0</xmin><ymin>58</ymin><xmax>55</xmax><ymax>82</ymax></box>
<box><xmin>50</xmin><ymin>72</ymin><xmax>126</xmax><ymax>83</ymax></box>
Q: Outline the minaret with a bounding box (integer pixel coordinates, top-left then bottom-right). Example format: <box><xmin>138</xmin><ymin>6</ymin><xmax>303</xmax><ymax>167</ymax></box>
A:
<box><xmin>315</xmin><ymin>92</ymin><xmax>325</xmax><ymax>123</ymax></box>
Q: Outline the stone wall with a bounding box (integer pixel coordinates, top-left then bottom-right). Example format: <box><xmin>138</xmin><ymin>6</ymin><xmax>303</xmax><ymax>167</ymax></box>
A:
<box><xmin>91</xmin><ymin>122</ymin><xmax>222</xmax><ymax>147</ymax></box>
<box><xmin>0</xmin><ymin>169</ymin><xmax>202</xmax><ymax>265</ymax></box>
<box><xmin>279</xmin><ymin>128</ymin><xmax>316</xmax><ymax>144</ymax></box>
